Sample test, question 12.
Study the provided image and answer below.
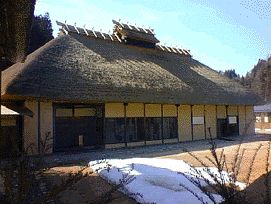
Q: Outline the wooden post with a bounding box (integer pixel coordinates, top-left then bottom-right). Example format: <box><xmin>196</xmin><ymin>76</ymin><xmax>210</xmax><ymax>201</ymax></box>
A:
<box><xmin>143</xmin><ymin>103</ymin><xmax>146</xmax><ymax>145</ymax></box>
<box><xmin>191</xmin><ymin>105</ymin><xmax>194</xmax><ymax>140</ymax></box>
<box><xmin>124</xmin><ymin>103</ymin><xmax>128</xmax><ymax>147</ymax></box>
<box><xmin>204</xmin><ymin>105</ymin><xmax>207</xmax><ymax>139</ymax></box>
<box><xmin>161</xmin><ymin>104</ymin><xmax>164</xmax><ymax>144</ymax></box>
<box><xmin>176</xmin><ymin>104</ymin><xmax>180</xmax><ymax>142</ymax></box>
<box><xmin>37</xmin><ymin>101</ymin><xmax>41</xmax><ymax>153</ymax></box>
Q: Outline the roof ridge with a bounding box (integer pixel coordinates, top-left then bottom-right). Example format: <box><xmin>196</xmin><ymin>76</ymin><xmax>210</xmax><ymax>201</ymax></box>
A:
<box><xmin>56</xmin><ymin>20</ymin><xmax>191</xmax><ymax>57</ymax></box>
<box><xmin>112</xmin><ymin>19</ymin><xmax>155</xmax><ymax>35</ymax></box>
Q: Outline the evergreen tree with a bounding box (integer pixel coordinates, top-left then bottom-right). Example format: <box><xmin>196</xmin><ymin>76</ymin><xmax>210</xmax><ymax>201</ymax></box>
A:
<box><xmin>28</xmin><ymin>12</ymin><xmax>54</xmax><ymax>54</ymax></box>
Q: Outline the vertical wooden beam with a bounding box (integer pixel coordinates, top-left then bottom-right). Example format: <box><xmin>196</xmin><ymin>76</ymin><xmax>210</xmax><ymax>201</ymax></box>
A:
<box><xmin>37</xmin><ymin>101</ymin><xmax>41</xmax><ymax>154</ymax></box>
<box><xmin>204</xmin><ymin>105</ymin><xmax>207</xmax><ymax>139</ymax></box>
<box><xmin>17</xmin><ymin>115</ymin><xmax>23</xmax><ymax>153</ymax></box>
<box><xmin>52</xmin><ymin>104</ymin><xmax>56</xmax><ymax>152</ymax></box>
<box><xmin>244</xmin><ymin>105</ymin><xmax>247</xmax><ymax>134</ymax></box>
<box><xmin>143</xmin><ymin>103</ymin><xmax>146</xmax><ymax>145</ymax></box>
<box><xmin>237</xmin><ymin>105</ymin><xmax>240</xmax><ymax>135</ymax></box>
<box><xmin>225</xmin><ymin>105</ymin><xmax>229</xmax><ymax>136</ymax></box>
<box><xmin>161</xmin><ymin>104</ymin><xmax>164</xmax><ymax>144</ymax></box>
<box><xmin>102</xmin><ymin>104</ymin><xmax>106</xmax><ymax>148</ymax></box>
<box><xmin>124</xmin><ymin>103</ymin><xmax>128</xmax><ymax>147</ymax></box>
<box><xmin>191</xmin><ymin>105</ymin><xmax>194</xmax><ymax>141</ymax></box>
<box><xmin>176</xmin><ymin>104</ymin><xmax>180</xmax><ymax>142</ymax></box>
<box><xmin>215</xmin><ymin>105</ymin><xmax>218</xmax><ymax>138</ymax></box>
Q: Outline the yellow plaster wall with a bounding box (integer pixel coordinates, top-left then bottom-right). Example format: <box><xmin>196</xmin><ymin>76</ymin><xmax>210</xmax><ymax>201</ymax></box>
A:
<box><xmin>228</xmin><ymin>106</ymin><xmax>238</xmax><ymax>116</ymax></box>
<box><xmin>163</xmin><ymin>105</ymin><xmax>177</xmax><ymax>117</ymax></box>
<box><xmin>126</xmin><ymin>103</ymin><xmax>144</xmax><ymax>117</ymax></box>
<box><xmin>145</xmin><ymin>104</ymin><xmax>161</xmax><ymax>117</ymax></box>
<box><xmin>217</xmin><ymin>105</ymin><xmax>226</xmax><ymax>118</ymax></box>
<box><xmin>192</xmin><ymin>105</ymin><xmax>205</xmax><ymax>140</ymax></box>
<box><xmin>40</xmin><ymin>102</ymin><xmax>53</xmax><ymax>153</ymax></box>
<box><xmin>238</xmin><ymin>106</ymin><xmax>246</xmax><ymax>135</ymax></box>
<box><xmin>205</xmin><ymin>105</ymin><xmax>217</xmax><ymax>138</ymax></box>
<box><xmin>246</xmin><ymin>106</ymin><xmax>255</xmax><ymax>135</ymax></box>
<box><xmin>105</xmin><ymin>103</ymin><xmax>124</xmax><ymax>118</ymax></box>
<box><xmin>216</xmin><ymin>106</ymin><xmax>227</xmax><ymax>119</ymax></box>
<box><xmin>24</xmin><ymin>101</ymin><xmax>38</xmax><ymax>154</ymax></box>
<box><xmin>178</xmin><ymin>105</ymin><xmax>192</xmax><ymax>141</ymax></box>
<box><xmin>24</xmin><ymin>101</ymin><xmax>53</xmax><ymax>154</ymax></box>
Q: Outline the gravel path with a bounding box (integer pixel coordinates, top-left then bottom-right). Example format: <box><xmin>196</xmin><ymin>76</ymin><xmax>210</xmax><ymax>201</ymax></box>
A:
<box><xmin>41</xmin><ymin>134</ymin><xmax>271</xmax><ymax>167</ymax></box>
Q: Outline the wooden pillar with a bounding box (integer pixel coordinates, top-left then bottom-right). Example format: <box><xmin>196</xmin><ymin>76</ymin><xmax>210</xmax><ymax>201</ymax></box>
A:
<box><xmin>37</xmin><ymin>101</ymin><xmax>41</xmax><ymax>154</ymax></box>
<box><xmin>204</xmin><ymin>105</ymin><xmax>207</xmax><ymax>139</ymax></box>
<box><xmin>52</xmin><ymin>104</ymin><xmax>56</xmax><ymax>152</ymax></box>
<box><xmin>161</xmin><ymin>104</ymin><xmax>164</xmax><ymax>144</ymax></box>
<box><xmin>143</xmin><ymin>103</ymin><xmax>146</xmax><ymax>145</ymax></box>
<box><xmin>124</xmin><ymin>103</ymin><xmax>128</xmax><ymax>147</ymax></box>
<box><xmin>176</xmin><ymin>104</ymin><xmax>180</xmax><ymax>142</ymax></box>
<box><xmin>237</xmin><ymin>105</ymin><xmax>240</xmax><ymax>135</ymax></box>
<box><xmin>244</xmin><ymin>105</ymin><xmax>247</xmax><ymax>134</ymax></box>
<box><xmin>191</xmin><ymin>105</ymin><xmax>194</xmax><ymax>140</ymax></box>
<box><xmin>215</xmin><ymin>105</ymin><xmax>218</xmax><ymax>137</ymax></box>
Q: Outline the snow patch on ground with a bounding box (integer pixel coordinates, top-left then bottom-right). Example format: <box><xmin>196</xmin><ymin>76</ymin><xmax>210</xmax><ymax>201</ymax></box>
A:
<box><xmin>89</xmin><ymin>158</ymin><xmax>245</xmax><ymax>204</ymax></box>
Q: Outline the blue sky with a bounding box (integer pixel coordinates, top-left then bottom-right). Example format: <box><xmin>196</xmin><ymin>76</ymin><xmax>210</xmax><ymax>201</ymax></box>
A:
<box><xmin>35</xmin><ymin>0</ymin><xmax>271</xmax><ymax>76</ymax></box>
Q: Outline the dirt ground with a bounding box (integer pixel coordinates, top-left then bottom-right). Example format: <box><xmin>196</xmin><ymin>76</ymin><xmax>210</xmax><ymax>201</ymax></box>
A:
<box><xmin>43</xmin><ymin>136</ymin><xmax>271</xmax><ymax>204</ymax></box>
<box><xmin>43</xmin><ymin>166</ymin><xmax>136</xmax><ymax>203</ymax></box>
<box><xmin>159</xmin><ymin>138</ymin><xmax>271</xmax><ymax>203</ymax></box>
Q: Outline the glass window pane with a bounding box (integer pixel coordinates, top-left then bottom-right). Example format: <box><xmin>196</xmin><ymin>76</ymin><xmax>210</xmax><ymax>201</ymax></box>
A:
<box><xmin>74</xmin><ymin>108</ymin><xmax>96</xmax><ymax>117</ymax></box>
<box><xmin>145</xmin><ymin>117</ymin><xmax>161</xmax><ymax>140</ymax></box>
<box><xmin>56</xmin><ymin>108</ymin><xmax>73</xmax><ymax>117</ymax></box>
<box><xmin>137</xmin><ymin>118</ymin><xmax>145</xmax><ymax>141</ymax></box>
<box><xmin>105</xmin><ymin>118</ymin><xmax>124</xmax><ymax>143</ymax></box>
<box><xmin>163</xmin><ymin>117</ymin><xmax>177</xmax><ymax>139</ymax></box>
<box><xmin>127</xmin><ymin>118</ymin><xmax>136</xmax><ymax>142</ymax></box>
<box><xmin>127</xmin><ymin>117</ymin><xmax>145</xmax><ymax>142</ymax></box>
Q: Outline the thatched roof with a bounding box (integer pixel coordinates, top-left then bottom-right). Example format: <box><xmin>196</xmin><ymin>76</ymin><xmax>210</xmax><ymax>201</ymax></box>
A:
<box><xmin>1</xmin><ymin>25</ymin><xmax>260</xmax><ymax>105</ymax></box>
<box><xmin>112</xmin><ymin>20</ymin><xmax>160</xmax><ymax>44</ymax></box>
<box><xmin>254</xmin><ymin>103</ymin><xmax>271</xmax><ymax>113</ymax></box>
<box><xmin>0</xmin><ymin>0</ymin><xmax>36</xmax><ymax>69</ymax></box>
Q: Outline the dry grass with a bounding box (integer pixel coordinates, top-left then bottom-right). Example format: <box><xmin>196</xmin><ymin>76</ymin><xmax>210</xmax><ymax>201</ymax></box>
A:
<box><xmin>39</xmin><ymin>138</ymin><xmax>271</xmax><ymax>204</ymax></box>
<box><xmin>159</xmin><ymin>139</ymin><xmax>271</xmax><ymax>204</ymax></box>
<box><xmin>43</xmin><ymin>165</ymin><xmax>136</xmax><ymax>204</ymax></box>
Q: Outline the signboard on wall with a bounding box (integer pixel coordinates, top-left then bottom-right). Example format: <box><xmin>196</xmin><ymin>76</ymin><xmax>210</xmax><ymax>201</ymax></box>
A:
<box><xmin>192</xmin><ymin>117</ymin><xmax>204</xmax><ymax>125</ymax></box>
<box><xmin>228</xmin><ymin>116</ymin><xmax>237</xmax><ymax>124</ymax></box>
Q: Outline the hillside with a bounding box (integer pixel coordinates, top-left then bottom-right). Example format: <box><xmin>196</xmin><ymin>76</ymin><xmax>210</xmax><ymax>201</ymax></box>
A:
<box><xmin>243</xmin><ymin>56</ymin><xmax>271</xmax><ymax>103</ymax></box>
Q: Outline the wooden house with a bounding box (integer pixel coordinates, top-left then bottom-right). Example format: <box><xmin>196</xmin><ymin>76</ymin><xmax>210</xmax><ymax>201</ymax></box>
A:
<box><xmin>255</xmin><ymin>103</ymin><xmax>271</xmax><ymax>133</ymax></box>
<box><xmin>1</xmin><ymin>20</ymin><xmax>260</xmax><ymax>154</ymax></box>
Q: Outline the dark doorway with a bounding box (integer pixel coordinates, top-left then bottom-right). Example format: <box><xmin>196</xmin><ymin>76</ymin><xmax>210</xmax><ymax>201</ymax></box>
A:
<box><xmin>217</xmin><ymin>119</ymin><xmax>227</xmax><ymax>138</ymax></box>
<box><xmin>217</xmin><ymin>117</ymin><xmax>239</xmax><ymax>138</ymax></box>
<box><xmin>0</xmin><ymin>116</ymin><xmax>23</xmax><ymax>158</ymax></box>
<box><xmin>54</xmin><ymin>104</ymin><xmax>103</xmax><ymax>151</ymax></box>
<box><xmin>227</xmin><ymin>116</ymin><xmax>239</xmax><ymax>136</ymax></box>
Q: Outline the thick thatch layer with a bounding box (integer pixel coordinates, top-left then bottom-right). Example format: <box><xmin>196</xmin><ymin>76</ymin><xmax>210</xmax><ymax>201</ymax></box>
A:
<box><xmin>1</xmin><ymin>32</ymin><xmax>260</xmax><ymax>105</ymax></box>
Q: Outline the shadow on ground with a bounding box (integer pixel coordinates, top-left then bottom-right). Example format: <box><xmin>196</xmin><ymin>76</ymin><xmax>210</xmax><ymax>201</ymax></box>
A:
<box><xmin>39</xmin><ymin>134</ymin><xmax>271</xmax><ymax>167</ymax></box>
